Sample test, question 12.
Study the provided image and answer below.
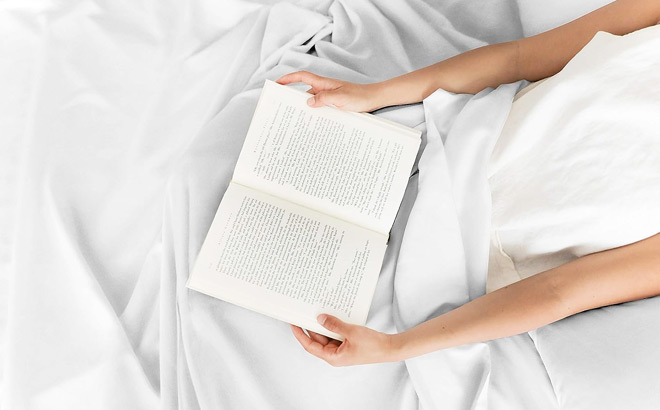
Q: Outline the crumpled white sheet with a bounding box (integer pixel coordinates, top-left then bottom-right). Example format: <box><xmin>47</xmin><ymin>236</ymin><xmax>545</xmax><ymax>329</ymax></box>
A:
<box><xmin>0</xmin><ymin>0</ymin><xmax>606</xmax><ymax>409</ymax></box>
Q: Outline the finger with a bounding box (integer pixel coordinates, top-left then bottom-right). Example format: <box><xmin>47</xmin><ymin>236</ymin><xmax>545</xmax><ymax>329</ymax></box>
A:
<box><xmin>276</xmin><ymin>71</ymin><xmax>304</xmax><ymax>84</ymax></box>
<box><xmin>290</xmin><ymin>325</ymin><xmax>330</xmax><ymax>360</ymax></box>
<box><xmin>317</xmin><ymin>314</ymin><xmax>353</xmax><ymax>338</ymax></box>
<box><xmin>308</xmin><ymin>330</ymin><xmax>330</xmax><ymax>346</ymax></box>
<box><xmin>276</xmin><ymin>71</ymin><xmax>323</xmax><ymax>87</ymax></box>
<box><xmin>291</xmin><ymin>326</ymin><xmax>343</xmax><ymax>366</ymax></box>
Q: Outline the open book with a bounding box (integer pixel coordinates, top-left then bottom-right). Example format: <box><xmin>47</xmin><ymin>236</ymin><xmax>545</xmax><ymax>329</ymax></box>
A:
<box><xmin>187</xmin><ymin>80</ymin><xmax>421</xmax><ymax>340</ymax></box>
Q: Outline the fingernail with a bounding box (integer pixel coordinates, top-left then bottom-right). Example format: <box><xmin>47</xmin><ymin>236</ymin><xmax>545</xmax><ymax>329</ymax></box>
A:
<box><xmin>317</xmin><ymin>314</ymin><xmax>327</xmax><ymax>325</ymax></box>
<box><xmin>307</xmin><ymin>97</ymin><xmax>315</xmax><ymax>106</ymax></box>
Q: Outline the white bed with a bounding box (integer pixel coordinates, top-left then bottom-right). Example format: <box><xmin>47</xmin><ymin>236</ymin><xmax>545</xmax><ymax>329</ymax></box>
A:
<box><xmin>3</xmin><ymin>1</ymin><xmax>658</xmax><ymax>409</ymax></box>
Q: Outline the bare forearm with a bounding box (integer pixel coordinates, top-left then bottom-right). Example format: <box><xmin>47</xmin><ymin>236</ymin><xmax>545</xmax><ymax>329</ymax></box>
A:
<box><xmin>519</xmin><ymin>0</ymin><xmax>660</xmax><ymax>82</ymax></box>
<box><xmin>389</xmin><ymin>268</ymin><xmax>564</xmax><ymax>361</ymax></box>
<box><xmin>376</xmin><ymin>41</ymin><xmax>520</xmax><ymax>106</ymax></box>
<box><xmin>390</xmin><ymin>233</ymin><xmax>660</xmax><ymax>362</ymax></box>
<box><xmin>373</xmin><ymin>0</ymin><xmax>660</xmax><ymax>109</ymax></box>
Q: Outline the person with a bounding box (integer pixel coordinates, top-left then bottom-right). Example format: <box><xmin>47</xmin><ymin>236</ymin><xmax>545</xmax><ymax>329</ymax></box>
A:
<box><xmin>275</xmin><ymin>0</ymin><xmax>660</xmax><ymax>367</ymax></box>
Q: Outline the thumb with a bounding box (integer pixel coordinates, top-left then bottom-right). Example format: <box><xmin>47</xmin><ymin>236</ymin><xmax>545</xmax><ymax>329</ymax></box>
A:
<box><xmin>307</xmin><ymin>91</ymin><xmax>337</xmax><ymax>108</ymax></box>
<box><xmin>317</xmin><ymin>314</ymin><xmax>352</xmax><ymax>337</ymax></box>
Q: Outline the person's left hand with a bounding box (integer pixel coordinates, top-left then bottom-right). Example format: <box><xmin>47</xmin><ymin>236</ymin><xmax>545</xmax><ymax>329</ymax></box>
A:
<box><xmin>290</xmin><ymin>314</ymin><xmax>396</xmax><ymax>366</ymax></box>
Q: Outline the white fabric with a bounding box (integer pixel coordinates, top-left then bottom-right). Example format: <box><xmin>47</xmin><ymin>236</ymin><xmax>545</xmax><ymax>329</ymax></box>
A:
<box><xmin>516</xmin><ymin>0</ymin><xmax>614</xmax><ymax>36</ymax></box>
<box><xmin>488</xmin><ymin>25</ymin><xmax>660</xmax><ymax>408</ymax></box>
<box><xmin>489</xmin><ymin>26</ymin><xmax>660</xmax><ymax>283</ymax></box>
<box><xmin>399</xmin><ymin>82</ymin><xmax>525</xmax><ymax>409</ymax></box>
<box><xmin>487</xmin><ymin>335</ymin><xmax>558</xmax><ymax>410</ymax></box>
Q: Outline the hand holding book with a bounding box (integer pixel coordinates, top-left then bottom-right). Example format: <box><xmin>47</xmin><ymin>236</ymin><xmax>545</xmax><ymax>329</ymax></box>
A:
<box><xmin>290</xmin><ymin>314</ymin><xmax>397</xmax><ymax>366</ymax></box>
<box><xmin>276</xmin><ymin>71</ymin><xmax>386</xmax><ymax>112</ymax></box>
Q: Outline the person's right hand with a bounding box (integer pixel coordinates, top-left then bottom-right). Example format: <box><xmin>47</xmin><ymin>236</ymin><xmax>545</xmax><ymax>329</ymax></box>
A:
<box><xmin>276</xmin><ymin>71</ymin><xmax>385</xmax><ymax>113</ymax></box>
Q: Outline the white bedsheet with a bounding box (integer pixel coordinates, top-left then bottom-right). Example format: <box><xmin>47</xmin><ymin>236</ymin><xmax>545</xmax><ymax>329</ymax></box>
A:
<box><xmin>1</xmin><ymin>1</ymin><xmax>620</xmax><ymax>409</ymax></box>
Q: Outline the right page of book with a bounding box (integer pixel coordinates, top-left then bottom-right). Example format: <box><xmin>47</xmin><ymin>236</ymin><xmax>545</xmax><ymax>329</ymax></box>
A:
<box><xmin>233</xmin><ymin>80</ymin><xmax>421</xmax><ymax>235</ymax></box>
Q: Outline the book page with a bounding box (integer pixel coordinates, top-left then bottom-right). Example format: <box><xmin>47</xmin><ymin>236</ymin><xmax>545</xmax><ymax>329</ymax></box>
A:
<box><xmin>187</xmin><ymin>182</ymin><xmax>387</xmax><ymax>340</ymax></box>
<box><xmin>233</xmin><ymin>80</ymin><xmax>421</xmax><ymax>235</ymax></box>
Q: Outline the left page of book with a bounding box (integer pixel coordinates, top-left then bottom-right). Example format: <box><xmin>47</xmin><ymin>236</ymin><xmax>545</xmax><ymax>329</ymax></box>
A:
<box><xmin>187</xmin><ymin>182</ymin><xmax>387</xmax><ymax>340</ymax></box>
<box><xmin>232</xmin><ymin>80</ymin><xmax>421</xmax><ymax>235</ymax></box>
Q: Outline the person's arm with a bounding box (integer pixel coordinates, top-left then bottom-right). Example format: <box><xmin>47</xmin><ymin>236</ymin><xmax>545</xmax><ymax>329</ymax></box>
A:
<box><xmin>291</xmin><ymin>232</ymin><xmax>660</xmax><ymax>366</ymax></box>
<box><xmin>277</xmin><ymin>0</ymin><xmax>660</xmax><ymax>112</ymax></box>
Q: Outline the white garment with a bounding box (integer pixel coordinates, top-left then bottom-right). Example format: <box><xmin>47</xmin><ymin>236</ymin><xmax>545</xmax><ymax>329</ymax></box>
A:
<box><xmin>487</xmin><ymin>25</ymin><xmax>660</xmax><ymax>292</ymax></box>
